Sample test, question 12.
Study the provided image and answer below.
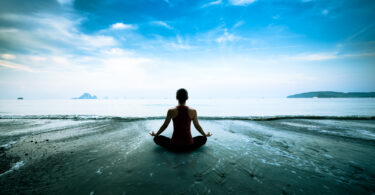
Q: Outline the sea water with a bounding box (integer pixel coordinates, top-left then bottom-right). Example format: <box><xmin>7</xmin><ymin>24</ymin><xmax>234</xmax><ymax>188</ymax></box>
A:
<box><xmin>0</xmin><ymin>98</ymin><xmax>374</xmax><ymax>118</ymax></box>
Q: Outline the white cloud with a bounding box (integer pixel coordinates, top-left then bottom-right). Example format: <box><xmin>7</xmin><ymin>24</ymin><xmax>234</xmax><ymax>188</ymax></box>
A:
<box><xmin>56</xmin><ymin>0</ymin><xmax>74</xmax><ymax>5</ymax></box>
<box><xmin>169</xmin><ymin>36</ymin><xmax>193</xmax><ymax>50</ymax></box>
<box><xmin>1</xmin><ymin>54</ymin><xmax>16</xmax><ymax>60</ymax></box>
<box><xmin>283</xmin><ymin>53</ymin><xmax>337</xmax><ymax>61</ymax></box>
<box><xmin>202</xmin><ymin>0</ymin><xmax>222</xmax><ymax>8</ymax></box>
<box><xmin>30</xmin><ymin>56</ymin><xmax>47</xmax><ymax>62</ymax></box>
<box><xmin>170</xmin><ymin>43</ymin><xmax>192</xmax><ymax>50</ymax></box>
<box><xmin>80</xmin><ymin>35</ymin><xmax>117</xmax><ymax>48</ymax></box>
<box><xmin>101</xmin><ymin>48</ymin><xmax>135</xmax><ymax>56</ymax></box>
<box><xmin>0</xmin><ymin>47</ymin><xmax>155</xmax><ymax>92</ymax></box>
<box><xmin>110</xmin><ymin>22</ymin><xmax>136</xmax><ymax>30</ymax></box>
<box><xmin>151</xmin><ymin>21</ymin><xmax>173</xmax><ymax>29</ymax></box>
<box><xmin>232</xmin><ymin>20</ymin><xmax>244</xmax><ymax>29</ymax></box>
<box><xmin>216</xmin><ymin>29</ymin><xmax>240</xmax><ymax>43</ymax></box>
<box><xmin>0</xmin><ymin>60</ymin><xmax>34</xmax><ymax>72</ymax></box>
<box><xmin>49</xmin><ymin>53</ymin><xmax>153</xmax><ymax>91</ymax></box>
<box><xmin>0</xmin><ymin>28</ymin><xmax>18</xmax><ymax>33</ymax></box>
<box><xmin>0</xmin><ymin>14</ymin><xmax>118</xmax><ymax>53</ymax></box>
<box><xmin>229</xmin><ymin>0</ymin><xmax>256</xmax><ymax>6</ymax></box>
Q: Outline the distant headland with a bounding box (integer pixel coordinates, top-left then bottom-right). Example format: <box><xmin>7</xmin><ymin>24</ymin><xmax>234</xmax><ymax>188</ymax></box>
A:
<box><xmin>72</xmin><ymin>93</ymin><xmax>97</xmax><ymax>99</ymax></box>
<box><xmin>287</xmin><ymin>91</ymin><xmax>375</xmax><ymax>98</ymax></box>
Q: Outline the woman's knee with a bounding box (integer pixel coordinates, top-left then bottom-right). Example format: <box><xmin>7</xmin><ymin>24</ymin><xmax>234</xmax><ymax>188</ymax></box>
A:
<box><xmin>194</xmin><ymin>136</ymin><xmax>207</xmax><ymax>145</ymax></box>
<box><xmin>153</xmin><ymin>136</ymin><xmax>161</xmax><ymax>144</ymax></box>
<box><xmin>154</xmin><ymin>135</ymin><xmax>170</xmax><ymax>146</ymax></box>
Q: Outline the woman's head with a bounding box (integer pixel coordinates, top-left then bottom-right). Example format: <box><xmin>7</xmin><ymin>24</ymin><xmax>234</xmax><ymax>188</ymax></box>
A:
<box><xmin>176</xmin><ymin>88</ymin><xmax>188</xmax><ymax>104</ymax></box>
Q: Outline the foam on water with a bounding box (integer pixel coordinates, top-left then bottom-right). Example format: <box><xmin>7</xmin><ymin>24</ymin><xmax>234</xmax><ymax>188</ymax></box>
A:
<box><xmin>0</xmin><ymin>161</ymin><xmax>24</xmax><ymax>177</ymax></box>
<box><xmin>0</xmin><ymin>140</ymin><xmax>17</xmax><ymax>149</ymax></box>
<box><xmin>1</xmin><ymin>114</ymin><xmax>374</xmax><ymax>121</ymax></box>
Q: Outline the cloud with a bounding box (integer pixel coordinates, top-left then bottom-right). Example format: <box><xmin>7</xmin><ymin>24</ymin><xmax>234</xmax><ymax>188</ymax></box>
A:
<box><xmin>169</xmin><ymin>36</ymin><xmax>193</xmax><ymax>50</ymax></box>
<box><xmin>1</xmin><ymin>0</ymin><xmax>374</xmax><ymax>98</ymax></box>
<box><xmin>0</xmin><ymin>28</ymin><xmax>18</xmax><ymax>33</ymax></box>
<box><xmin>56</xmin><ymin>0</ymin><xmax>74</xmax><ymax>5</ymax></box>
<box><xmin>0</xmin><ymin>60</ymin><xmax>34</xmax><ymax>72</ymax></box>
<box><xmin>30</xmin><ymin>56</ymin><xmax>47</xmax><ymax>62</ymax></box>
<box><xmin>151</xmin><ymin>21</ymin><xmax>173</xmax><ymax>29</ymax></box>
<box><xmin>281</xmin><ymin>52</ymin><xmax>375</xmax><ymax>61</ymax></box>
<box><xmin>56</xmin><ymin>51</ymin><xmax>153</xmax><ymax>91</ymax></box>
<box><xmin>0</xmin><ymin>13</ymin><xmax>117</xmax><ymax>53</ymax></box>
<box><xmin>0</xmin><ymin>47</ymin><xmax>155</xmax><ymax>92</ymax></box>
<box><xmin>0</xmin><ymin>13</ymin><xmax>154</xmax><ymax>92</ymax></box>
<box><xmin>229</xmin><ymin>0</ymin><xmax>256</xmax><ymax>6</ymax></box>
<box><xmin>1</xmin><ymin>54</ymin><xmax>16</xmax><ymax>60</ymax></box>
<box><xmin>216</xmin><ymin>29</ymin><xmax>240</xmax><ymax>43</ymax></box>
<box><xmin>232</xmin><ymin>20</ymin><xmax>245</xmax><ymax>29</ymax></box>
<box><xmin>110</xmin><ymin>22</ymin><xmax>136</xmax><ymax>30</ymax></box>
<box><xmin>284</xmin><ymin>53</ymin><xmax>337</xmax><ymax>61</ymax></box>
<box><xmin>201</xmin><ymin>0</ymin><xmax>222</xmax><ymax>8</ymax></box>
<box><xmin>100</xmin><ymin>48</ymin><xmax>135</xmax><ymax>56</ymax></box>
<box><xmin>80</xmin><ymin>34</ymin><xmax>117</xmax><ymax>48</ymax></box>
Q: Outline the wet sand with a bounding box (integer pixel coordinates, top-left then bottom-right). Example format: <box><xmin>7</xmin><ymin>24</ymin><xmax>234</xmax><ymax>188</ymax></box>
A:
<box><xmin>1</xmin><ymin>118</ymin><xmax>375</xmax><ymax>194</ymax></box>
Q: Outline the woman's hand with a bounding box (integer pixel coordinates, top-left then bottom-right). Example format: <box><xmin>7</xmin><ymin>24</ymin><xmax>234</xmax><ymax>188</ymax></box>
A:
<box><xmin>149</xmin><ymin>131</ymin><xmax>157</xmax><ymax>136</ymax></box>
<box><xmin>205</xmin><ymin>132</ymin><xmax>212</xmax><ymax>137</ymax></box>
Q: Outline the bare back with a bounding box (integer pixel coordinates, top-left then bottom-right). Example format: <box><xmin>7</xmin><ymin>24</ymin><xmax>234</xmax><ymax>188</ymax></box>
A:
<box><xmin>169</xmin><ymin>107</ymin><xmax>195</xmax><ymax>119</ymax></box>
<box><xmin>168</xmin><ymin>106</ymin><xmax>204</xmax><ymax>135</ymax></box>
<box><xmin>153</xmin><ymin>104</ymin><xmax>209</xmax><ymax>138</ymax></box>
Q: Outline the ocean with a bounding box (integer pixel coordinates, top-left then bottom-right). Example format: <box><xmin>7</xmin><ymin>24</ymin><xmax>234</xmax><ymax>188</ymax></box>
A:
<box><xmin>1</xmin><ymin>98</ymin><xmax>375</xmax><ymax>117</ymax></box>
<box><xmin>1</xmin><ymin>98</ymin><xmax>375</xmax><ymax>194</ymax></box>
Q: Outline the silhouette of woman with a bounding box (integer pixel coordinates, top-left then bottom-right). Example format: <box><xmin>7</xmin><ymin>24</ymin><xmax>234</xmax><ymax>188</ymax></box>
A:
<box><xmin>150</xmin><ymin>88</ymin><xmax>212</xmax><ymax>151</ymax></box>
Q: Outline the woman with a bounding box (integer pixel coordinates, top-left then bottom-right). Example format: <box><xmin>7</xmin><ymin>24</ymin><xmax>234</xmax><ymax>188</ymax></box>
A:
<box><xmin>150</xmin><ymin>88</ymin><xmax>212</xmax><ymax>151</ymax></box>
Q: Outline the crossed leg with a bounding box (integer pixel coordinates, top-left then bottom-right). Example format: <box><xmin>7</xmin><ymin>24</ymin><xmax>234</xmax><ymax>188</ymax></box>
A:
<box><xmin>153</xmin><ymin>135</ymin><xmax>207</xmax><ymax>151</ymax></box>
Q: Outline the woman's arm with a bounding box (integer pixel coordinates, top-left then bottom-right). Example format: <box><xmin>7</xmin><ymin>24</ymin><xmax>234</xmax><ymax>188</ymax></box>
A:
<box><xmin>193</xmin><ymin>110</ymin><xmax>212</xmax><ymax>137</ymax></box>
<box><xmin>150</xmin><ymin>110</ymin><xmax>172</xmax><ymax>136</ymax></box>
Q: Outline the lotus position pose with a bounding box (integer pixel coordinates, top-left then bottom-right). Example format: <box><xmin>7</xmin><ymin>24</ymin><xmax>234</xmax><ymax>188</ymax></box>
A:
<box><xmin>150</xmin><ymin>88</ymin><xmax>212</xmax><ymax>151</ymax></box>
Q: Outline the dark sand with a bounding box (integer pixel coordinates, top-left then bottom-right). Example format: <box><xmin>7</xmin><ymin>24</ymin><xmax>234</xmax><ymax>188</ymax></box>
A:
<box><xmin>1</xmin><ymin>118</ymin><xmax>375</xmax><ymax>194</ymax></box>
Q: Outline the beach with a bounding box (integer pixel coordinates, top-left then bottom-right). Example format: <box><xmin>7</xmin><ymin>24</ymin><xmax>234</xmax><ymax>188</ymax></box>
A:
<box><xmin>2</xmin><ymin>0</ymin><xmax>374</xmax><ymax>193</ymax></box>
<box><xmin>1</xmin><ymin>116</ymin><xmax>375</xmax><ymax>194</ymax></box>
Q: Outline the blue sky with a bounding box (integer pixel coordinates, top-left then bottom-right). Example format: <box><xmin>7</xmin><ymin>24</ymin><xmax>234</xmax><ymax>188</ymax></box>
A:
<box><xmin>0</xmin><ymin>0</ymin><xmax>374</xmax><ymax>99</ymax></box>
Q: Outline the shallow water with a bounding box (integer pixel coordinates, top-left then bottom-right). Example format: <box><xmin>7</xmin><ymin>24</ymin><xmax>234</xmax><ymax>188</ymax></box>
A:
<box><xmin>1</xmin><ymin>118</ymin><xmax>374</xmax><ymax>194</ymax></box>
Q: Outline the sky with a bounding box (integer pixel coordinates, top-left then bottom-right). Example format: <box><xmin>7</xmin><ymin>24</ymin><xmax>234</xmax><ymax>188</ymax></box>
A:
<box><xmin>0</xmin><ymin>0</ymin><xmax>374</xmax><ymax>99</ymax></box>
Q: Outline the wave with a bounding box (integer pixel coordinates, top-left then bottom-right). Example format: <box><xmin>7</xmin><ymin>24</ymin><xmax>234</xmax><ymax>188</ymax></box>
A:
<box><xmin>0</xmin><ymin>115</ymin><xmax>374</xmax><ymax>121</ymax></box>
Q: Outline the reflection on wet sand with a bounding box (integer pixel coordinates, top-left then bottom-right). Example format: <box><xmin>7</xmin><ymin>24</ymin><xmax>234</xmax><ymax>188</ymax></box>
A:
<box><xmin>1</xmin><ymin>118</ymin><xmax>375</xmax><ymax>194</ymax></box>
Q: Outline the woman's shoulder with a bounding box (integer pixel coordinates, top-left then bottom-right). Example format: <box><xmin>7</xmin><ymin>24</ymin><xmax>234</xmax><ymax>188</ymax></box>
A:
<box><xmin>187</xmin><ymin>106</ymin><xmax>196</xmax><ymax>111</ymax></box>
<box><xmin>168</xmin><ymin>107</ymin><xmax>178</xmax><ymax>112</ymax></box>
<box><xmin>167</xmin><ymin>107</ymin><xmax>178</xmax><ymax>118</ymax></box>
<box><xmin>187</xmin><ymin>107</ymin><xmax>196</xmax><ymax>114</ymax></box>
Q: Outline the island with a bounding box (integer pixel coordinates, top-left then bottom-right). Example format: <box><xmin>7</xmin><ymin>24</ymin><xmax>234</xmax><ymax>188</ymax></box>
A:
<box><xmin>72</xmin><ymin>93</ymin><xmax>97</xmax><ymax>99</ymax></box>
<box><xmin>17</xmin><ymin>97</ymin><xmax>24</xmax><ymax>100</ymax></box>
<box><xmin>287</xmin><ymin>91</ymin><xmax>375</xmax><ymax>98</ymax></box>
